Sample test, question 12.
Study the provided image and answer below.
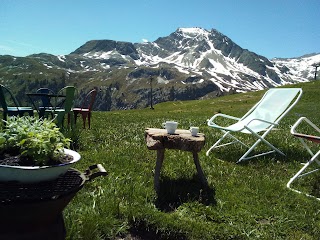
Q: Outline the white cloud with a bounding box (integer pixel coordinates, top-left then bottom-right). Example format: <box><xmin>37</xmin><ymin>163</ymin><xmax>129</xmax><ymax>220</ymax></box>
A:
<box><xmin>0</xmin><ymin>44</ymin><xmax>14</xmax><ymax>53</ymax></box>
<box><xmin>7</xmin><ymin>40</ymin><xmax>38</xmax><ymax>49</ymax></box>
<box><xmin>142</xmin><ymin>39</ymin><xmax>149</xmax><ymax>43</ymax></box>
<box><xmin>1</xmin><ymin>40</ymin><xmax>52</xmax><ymax>56</ymax></box>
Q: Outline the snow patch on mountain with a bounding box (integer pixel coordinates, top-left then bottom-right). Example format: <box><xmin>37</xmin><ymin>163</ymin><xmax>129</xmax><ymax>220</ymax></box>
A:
<box><xmin>272</xmin><ymin>54</ymin><xmax>320</xmax><ymax>79</ymax></box>
<box><xmin>57</xmin><ymin>55</ymin><xmax>66</xmax><ymax>62</ymax></box>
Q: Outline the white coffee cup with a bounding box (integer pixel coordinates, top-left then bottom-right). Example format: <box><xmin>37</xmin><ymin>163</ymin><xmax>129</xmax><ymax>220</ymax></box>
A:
<box><xmin>189</xmin><ymin>127</ymin><xmax>199</xmax><ymax>136</ymax></box>
<box><xmin>162</xmin><ymin>121</ymin><xmax>178</xmax><ymax>134</ymax></box>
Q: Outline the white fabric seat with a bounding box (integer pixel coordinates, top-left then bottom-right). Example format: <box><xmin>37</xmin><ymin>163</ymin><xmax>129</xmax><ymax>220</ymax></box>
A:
<box><xmin>206</xmin><ymin>88</ymin><xmax>303</xmax><ymax>163</ymax></box>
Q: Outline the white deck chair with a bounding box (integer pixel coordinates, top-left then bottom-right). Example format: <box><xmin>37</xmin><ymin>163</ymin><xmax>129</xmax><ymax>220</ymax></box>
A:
<box><xmin>287</xmin><ymin>117</ymin><xmax>320</xmax><ymax>200</ymax></box>
<box><xmin>206</xmin><ymin>88</ymin><xmax>303</xmax><ymax>163</ymax></box>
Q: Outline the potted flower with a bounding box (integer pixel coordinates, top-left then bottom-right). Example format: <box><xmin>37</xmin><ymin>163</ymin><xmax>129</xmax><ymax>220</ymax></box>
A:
<box><xmin>0</xmin><ymin>116</ymin><xmax>81</xmax><ymax>183</ymax></box>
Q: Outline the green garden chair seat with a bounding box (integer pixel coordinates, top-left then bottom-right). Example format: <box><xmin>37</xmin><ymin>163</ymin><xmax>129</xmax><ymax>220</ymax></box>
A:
<box><xmin>0</xmin><ymin>84</ymin><xmax>34</xmax><ymax>121</ymax></box>
<box><xmin>206</xmin><ymin>88</ymin><xmax>303</xmax><ymax>163</ymax></box>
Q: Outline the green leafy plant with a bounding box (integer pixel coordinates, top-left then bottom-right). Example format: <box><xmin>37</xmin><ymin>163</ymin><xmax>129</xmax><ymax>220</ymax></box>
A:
<box><xmin>0</xmin><ymin>116</ymin><xmax>71</xmax><ymax>166</ymax></box>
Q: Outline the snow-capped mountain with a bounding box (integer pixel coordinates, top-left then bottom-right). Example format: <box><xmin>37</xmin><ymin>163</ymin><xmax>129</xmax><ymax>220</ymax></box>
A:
<box><xmin>0</xmin><ymin>27</ymin><xmax>319</xmax><ymax>110</ymax></box>
<box><xmin>272</xmin><ymin>53</ymin><xmax>320</xmax><ymax>80</ymax></box>
<box><xmin>72</xmin><ymin>27</ymin><xmax>318</xmax><ymax>94</ymax></box>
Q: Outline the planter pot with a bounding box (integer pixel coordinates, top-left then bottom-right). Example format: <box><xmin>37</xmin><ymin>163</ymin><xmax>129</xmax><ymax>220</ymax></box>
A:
<box><xmin>0</xmin><ymin>148</ymin><xmax>81</xmax><ymax>183</ymax></box>
<box><xmin>0</xmin><ymin>165</ymin><xmax>107</xmax><ymax>239</ymax></box>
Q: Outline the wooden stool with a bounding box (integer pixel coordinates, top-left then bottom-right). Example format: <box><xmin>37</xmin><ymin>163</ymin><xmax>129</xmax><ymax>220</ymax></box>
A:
<box><xmin>145</xmin><ymin>128</ymin><xmax>207</xmax><ymax>192</ymax></box>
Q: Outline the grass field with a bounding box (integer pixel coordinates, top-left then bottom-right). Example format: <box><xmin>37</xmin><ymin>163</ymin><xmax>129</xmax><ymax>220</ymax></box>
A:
<box><xmin>64</xmin><ymin>81</ymin><xmax>320</xmax><ymax>239</ymax></box>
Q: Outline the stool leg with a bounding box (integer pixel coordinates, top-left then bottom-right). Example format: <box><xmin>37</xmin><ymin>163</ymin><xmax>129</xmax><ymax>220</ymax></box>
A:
<box><xmin>192</xmin><ymin>152</ymin><xmax>208</xmax><ymax>187</ymax></box>
<box><xmin>154</xmin><ymin>148</ymin><xmax>165</xmax><ymax>192</ymax></box>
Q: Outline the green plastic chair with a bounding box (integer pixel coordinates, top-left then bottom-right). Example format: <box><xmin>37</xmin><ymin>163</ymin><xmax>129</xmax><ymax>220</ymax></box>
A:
<box><xmin>45</xmin><ymin>86</ymin><xmax>76</xmax><ymax>128</ymax></box>
<box><xmin>206</xmin><ymin>88</ymin><xmax>303</xmax><ymax>163</ymax></box>
<box><xmin>0</xmin><ymin>84</ymin><xmax>34</xmax><ymax>121</ymax></box>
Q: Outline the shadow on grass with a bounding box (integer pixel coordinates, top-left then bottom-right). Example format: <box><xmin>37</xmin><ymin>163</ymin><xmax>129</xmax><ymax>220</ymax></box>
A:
<box><xmin>212</xmin><ymin>145</ymin><xmax>305</xmax><ymax>165</ymax></box>
<box><xmin>155</xmin><ymin>174</ymin><xmax>216</xmax><ymax>212</ymax></box>
<box><xmin>128</xmin><ymin>220</ymin><xmax>188</xmax><ymax>240</ymax></box>
<box><xmin>309</xmin><ymin>173</ymin><xmax>320</xmax><ymax>198</ymax></box>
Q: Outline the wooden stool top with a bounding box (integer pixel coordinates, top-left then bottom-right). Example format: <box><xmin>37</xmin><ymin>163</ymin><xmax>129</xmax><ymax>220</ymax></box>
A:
<box><xmin>145</xmin><ymin>128</ymin><xmax>205</xmax><ymax>152</ymax></box>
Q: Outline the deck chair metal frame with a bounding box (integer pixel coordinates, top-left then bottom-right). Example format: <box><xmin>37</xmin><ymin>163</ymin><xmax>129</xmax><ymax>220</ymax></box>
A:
<box><xmin>206</xmin><ymin>88</ymin><xmax>303</xmax><ymax>163</ymax></box>
<box><xmin>287</xmin><ymin>117</ymin><xmax>320</xmax><ymax>200</ymax></box>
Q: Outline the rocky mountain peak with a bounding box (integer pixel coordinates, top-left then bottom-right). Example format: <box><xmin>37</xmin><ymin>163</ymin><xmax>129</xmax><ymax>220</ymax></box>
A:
<box><xmin>0</xmin><ymin>27</ymin><xmax>318</xmax><ymax>111</ymax></box>
<box><xmin>176</xmin><ymin>27</ymin><xmax>210</xmax><ymax>37</ymax></box>
<box><xmin>71</xmin><ymin>40</ymin><xmax>139</xmax><ymax>60</ymax></box>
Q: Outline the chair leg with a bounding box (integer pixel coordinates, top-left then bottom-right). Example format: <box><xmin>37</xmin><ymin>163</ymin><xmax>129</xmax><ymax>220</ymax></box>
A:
<box><xmin>206</xmin><ymin>131</ymin><xmax>249</xmax><ymax>156</ymax></box>
<box><xmin>55</xmin><ymin>113</ymin><xmax>65</xmax><ymax>128</ymax></box>
<box><xmin>287</xmin><ymin>150</ymin><xmax>320</xmax><ymax>199</ymax></box>
<box><xmin>44</xmin><ymin>110</ymin><xmax>51</xmax><ymax>119</ymax></box>
<box><xmin>88</xmin><ymin>112</ymin><xmax>91</xmax><ymax>129</ymax></box>
<box><xmin>39</xmin><ymin>109</ymin><xmax>45</xmax><ymax>118</ymax></box>
<box><xmin>79</xmin><ymin>112</ymin><xmax>90</xmax><ymax>129</ymax></box>
<box><xmin>67</xmin><ymin>113</ymin><xmax>71</xmax><ymax>126</ymax></box>
<box><xmin>237</xmin><ymin>139</ymin><xmax>275</xmax><ymax>163</ymax></box>
<box><xmin>69</xmin><ymin>112</ymin><xmax>75</xmax><ymax>129</ymax></box>
<box><xmin>74</xmin><ymin>112</ymin><xmax>78</xmax><ymax>124</ymax></box>
<box><xmin>237</xmin><ymin>130</ymin><xmax>285</xmax><ymax>163</ymax></box>
<box><xmin>3</xmin><ymin>112</ymin><xmax>7</xmax><ymax>121</ymax></box>
<box><xmin>206</xmin><ymin>131</ymin><xmax>230</xmax><ymax>156</ymax></box>
<box><xmin>81</xmin><ymin>114</ymin><xmax>87</xmax><ymax>129</ymax></box>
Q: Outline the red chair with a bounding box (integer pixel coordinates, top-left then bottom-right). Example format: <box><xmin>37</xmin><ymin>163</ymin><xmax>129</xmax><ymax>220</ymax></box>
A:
<box><xmin>73</xmin><ymin>89</ymin><xmax>97</xmax><ymax>129</ymax></box>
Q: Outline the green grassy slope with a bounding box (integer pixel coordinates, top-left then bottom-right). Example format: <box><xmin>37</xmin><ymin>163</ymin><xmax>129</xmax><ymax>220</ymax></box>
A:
<box><xmin>65</xmin><ymin>81</ymin><xmax>320</xmax><ymax>239</ymax></box>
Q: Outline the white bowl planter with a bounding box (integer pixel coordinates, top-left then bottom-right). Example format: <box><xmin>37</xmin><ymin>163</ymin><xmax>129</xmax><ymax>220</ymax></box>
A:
<box><xmin>0</xmin><ymin>149</ymin><xmax>80</xmax><ymax>183</ymax></box>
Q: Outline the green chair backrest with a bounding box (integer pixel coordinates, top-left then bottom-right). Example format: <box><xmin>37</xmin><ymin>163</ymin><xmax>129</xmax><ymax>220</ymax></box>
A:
<box><xmin>56</xmin><ymin>86</ymin><xmax>76</xmax><ymax>112</ymax></box>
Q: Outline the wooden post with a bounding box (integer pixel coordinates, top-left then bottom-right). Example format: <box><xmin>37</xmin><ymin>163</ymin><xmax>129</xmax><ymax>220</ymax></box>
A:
<box><xmin>313</xmin><ymin>63</ymin><xmax>319</xmax><ymax>80</ymax></box>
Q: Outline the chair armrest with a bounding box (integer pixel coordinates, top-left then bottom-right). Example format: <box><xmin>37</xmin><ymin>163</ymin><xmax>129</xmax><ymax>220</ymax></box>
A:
<box><xmin>291</xmin><ymin>117</ymin><xmax>320</xmax><ymax>136</ymax></box>
<box><xmin>207</xmin><ymin>113</ymin><xmax>240</xmax><ymax>127</ymax></box>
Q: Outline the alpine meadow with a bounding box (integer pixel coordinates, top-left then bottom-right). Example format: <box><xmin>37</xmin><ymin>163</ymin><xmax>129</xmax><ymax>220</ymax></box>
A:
<box><xmin>60</xmin><ymin>80</ymin><xmax>320</xmax><ymax>239</ymax></box>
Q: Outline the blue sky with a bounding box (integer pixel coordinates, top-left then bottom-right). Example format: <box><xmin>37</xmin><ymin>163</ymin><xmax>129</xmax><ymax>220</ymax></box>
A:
<box><xmin>1</xmin><ymin>0</ymin><xmax>319</xmax><ymax>59</ymax></box>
